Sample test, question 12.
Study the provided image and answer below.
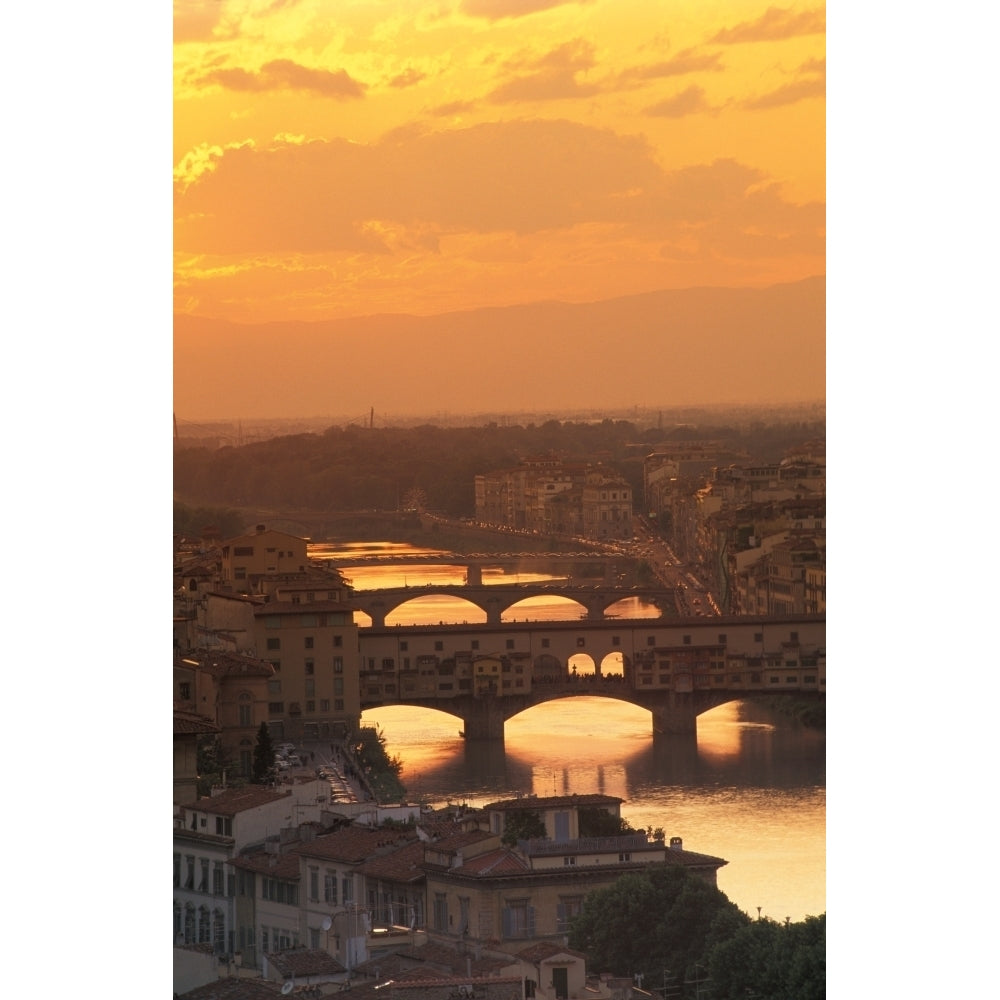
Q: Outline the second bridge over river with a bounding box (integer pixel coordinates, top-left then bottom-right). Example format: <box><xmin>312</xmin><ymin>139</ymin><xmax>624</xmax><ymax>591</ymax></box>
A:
<box><xmin>351</xmin><ymin>581</ymin><xmax>677</xmax><ymax>627</ymax></box>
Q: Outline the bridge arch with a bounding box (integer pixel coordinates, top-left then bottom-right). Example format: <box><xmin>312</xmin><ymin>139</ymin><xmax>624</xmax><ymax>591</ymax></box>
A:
<box><xmin>501</xmin><ymin>595</ymin><xmax>586</xmax><ymax>623</ymax></box>
<box><xmin>382</xmin><ymin>595</ymin><xmax>487</xmax><ymax>626</ymax></box>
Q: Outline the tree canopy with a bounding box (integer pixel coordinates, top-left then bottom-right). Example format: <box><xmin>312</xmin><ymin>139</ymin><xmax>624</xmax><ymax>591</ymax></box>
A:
<box><xmin>500</xmin><ymin>808</ymin><xmax>547</xmax><ymax>846</ymax></box>
<box><xmin>568</xmin><ymin>864</ymin><xmax>748</xmax><ymax>995</ymax></box>
<box><xmin>251</xmin><ymin>722</ymin><xmax>276</xmax><ymax>784</ymax></box>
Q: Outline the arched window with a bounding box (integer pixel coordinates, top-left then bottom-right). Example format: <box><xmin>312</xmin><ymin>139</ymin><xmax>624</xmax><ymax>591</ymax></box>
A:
<box><xmin>184</xmin><ymin>904</ymin><xmax>196</xmax><ymax>944</ymax></box>
<box><xmin>238</xmin><ymin>691</ymin><xmax>253</xmax><ymax>728</ymax></box>
<box><xmin>198</xmin><ymin>906</ymin><xmax>211</xmax><ymax>943</ymax></box>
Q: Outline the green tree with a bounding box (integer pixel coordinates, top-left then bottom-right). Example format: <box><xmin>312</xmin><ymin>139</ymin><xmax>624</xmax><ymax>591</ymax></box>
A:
<box><xmin>707</xmin><ymin>914</ymin><xmax>825</xmax><ymax>1000</ymax></box>
<box><xmin>196</xmin><ymin>736</ymin><xmax>241</xmax><ymax>797</ymax></box>
<box><xmin>500</xmin><ymin>808</ymin><xmax>547</xmax><ymax>846</ymax></box>
<box><xmin>251</xmin><ymin>722</ymin><xmax>276</xmax><ymax>784</ymax></box>
<box><xmin>354</xmin><ymin>725</ymin><xmax>406</xmax><ymax>802</ymax></box>
<box><xmin>568</xmin><ymin>864</ymin><xmax>748</xmax><ymax>996</ymax></box>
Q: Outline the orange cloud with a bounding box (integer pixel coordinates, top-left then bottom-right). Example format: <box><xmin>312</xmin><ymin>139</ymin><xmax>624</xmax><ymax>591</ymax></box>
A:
<box><xmin>616</xmin><ymin>48</ymin><xmax>726</xmax><ymax>86</ymax></box>
<box><xmin>194</xmin><ymin>59</ymin><xmax>367</xmax><ymax>99</ymax></box>
<box><xmin>710</xmin><ymin>5</ymin><xmax>825</xmax><ymax>44</ymax></box>
<box><xmin>644</xmin><ymin>85</ymin><xmax>714</xmax><ymax>119</ymax></box>
<box><xmin>461</xmin><ymin>0</ymin><xmax>593</xmax><ymax>21</ymax></box>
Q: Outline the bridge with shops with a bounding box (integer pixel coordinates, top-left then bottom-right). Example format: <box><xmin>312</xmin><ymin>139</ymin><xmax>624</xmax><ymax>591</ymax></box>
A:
<box><xmin>357</xmin><ymin>613</ymin><xmax>825</xmax><ymax>738</ymax></box>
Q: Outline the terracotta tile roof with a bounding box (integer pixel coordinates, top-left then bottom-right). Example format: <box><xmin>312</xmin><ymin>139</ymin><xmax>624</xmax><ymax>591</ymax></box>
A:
<box><xmin>451</xmin><ymin>848</ymin><xmax>531</xmax><ymax>877</ymax></box>
<box><xmin>177</xmin><ymin>978</ymin><xmax>285</xmax><ymax>999</ymax></box>
<box><xmin>229</xmin><ymin>849</ymin><xmax>302</xmax><ymax>879</ymax></box>
<box><xmin>188</xmin><ymin>786</ymin><xmax>292</xmax><ymax>816</ymax></box>
<box><xmin>515</xmin><ymin>941</ymin><xmax>588</xmax><ymax>963</ymax></box>
<box><xmin>265</xmin><ymin>947</ymin><xmax>346</xmax><ymax>977</ymax></box>
<box><xmin>174</xmin><ymin>706</ymin><xmax>220</xmax><ymax>735</ymax></box>
<box><xmin>356</xmin><ymin>839</ymin><xmax>427</xmax><ymax>882</ymax></box>
<box><xmin>295</xmin><ymin>825</ymin><xmax>417</xmax><ymax>864</ymax></box>
<box><xmin>391</xmin><ymin>942</ymin><xmax>510</xmax><ymax>978</ymax></box>
<box><xmin>663</xmin><ymin>847</ymin><xmax>728</xmax><ymax>869</ymax></box>
<box><xmin>179</xmin><ymin>649</ymin><xmax>275</xmax><ymax>678</ymax></box>
<box><xmin>482</xmin><ymin>793</ymin><xmax>623</xmax><ymax>811</ymax></box>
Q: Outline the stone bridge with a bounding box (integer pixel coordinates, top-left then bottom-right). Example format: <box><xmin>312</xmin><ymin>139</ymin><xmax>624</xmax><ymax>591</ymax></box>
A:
<box><xmin>357</xmin><ymin>614</ymin><xmax>825</xmax><ymax>738</ymax></box>
<box><xmin>352</xmin><ymin>582</ymin><xmax>676</xmax><ymax>627</ymax></box>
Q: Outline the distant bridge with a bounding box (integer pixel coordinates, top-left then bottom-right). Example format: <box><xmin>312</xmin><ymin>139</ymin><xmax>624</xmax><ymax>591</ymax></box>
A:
<box><xmin>351</xmin><ymin>581</ymin><xmax>677</xmax><ymax>626</ymax></box>
<box><xmin>357</xmin><ymin>613</ymin><xmax>825</xmax><ymax>738</ymax></box>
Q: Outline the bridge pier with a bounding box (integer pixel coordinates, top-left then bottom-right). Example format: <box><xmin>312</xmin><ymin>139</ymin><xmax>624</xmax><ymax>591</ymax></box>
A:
<box><xmin>461</xmin><ymin>698</ymin><xmax>507</xmax><ymax>740</ymax></box>
<box><xmin>650</xmin><ymin>697</ymin><xmax>699</xmax><ymax>736</ymax></box>
<box><xmin>466</xmin><ymin>564</ymin><xmax>483</xmax><ymax>586</ymax></box>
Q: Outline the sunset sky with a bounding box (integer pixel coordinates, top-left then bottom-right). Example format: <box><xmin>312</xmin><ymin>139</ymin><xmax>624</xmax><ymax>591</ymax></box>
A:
<box><xmin>174</xmin><ymin>0</ymin><xmax>825</xmax><ymax>326</ymax></box>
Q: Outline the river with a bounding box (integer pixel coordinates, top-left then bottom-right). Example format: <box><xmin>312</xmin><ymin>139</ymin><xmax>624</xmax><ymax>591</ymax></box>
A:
<box><xmin>312</xmin><ymin>541</ymin><xmax>826</xmax><ymax>922</ymax></box>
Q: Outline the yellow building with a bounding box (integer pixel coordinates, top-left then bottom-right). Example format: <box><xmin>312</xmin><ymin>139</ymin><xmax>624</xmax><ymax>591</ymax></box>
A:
<box><xmin>220</xmin><ymin>525</ymin><xmax>309</xmax><ymax>584</ymax></box>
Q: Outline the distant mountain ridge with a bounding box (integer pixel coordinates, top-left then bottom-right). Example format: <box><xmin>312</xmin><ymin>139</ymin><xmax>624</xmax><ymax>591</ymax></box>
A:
<box><xmin>174</xmin><ymin>276</ymin><xmax>825</xmax><ymax>421</ymax></box>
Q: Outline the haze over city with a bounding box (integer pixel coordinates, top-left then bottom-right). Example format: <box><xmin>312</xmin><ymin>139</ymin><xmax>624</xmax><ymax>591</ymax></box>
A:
<box><xmin>174</xmin><ymin>0</ymin><xmax>825</xmax><ymax>421</ymax></box>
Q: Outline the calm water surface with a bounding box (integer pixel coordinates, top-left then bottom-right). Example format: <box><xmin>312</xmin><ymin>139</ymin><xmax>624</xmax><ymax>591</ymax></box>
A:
<box><xmin>315</xmin><ymin>542</ymin><xmax>826</xmax><ymax>921</ymax></box>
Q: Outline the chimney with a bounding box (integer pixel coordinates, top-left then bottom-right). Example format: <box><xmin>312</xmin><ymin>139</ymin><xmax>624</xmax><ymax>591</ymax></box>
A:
<box><xmin>669</xmin><ymin>837</ymin><xmax>682</xmax><ymax>851</ymax></box>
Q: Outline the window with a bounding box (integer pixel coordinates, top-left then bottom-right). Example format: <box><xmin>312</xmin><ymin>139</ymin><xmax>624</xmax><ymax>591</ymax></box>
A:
<box><xmin>305</xmin><ymin>659</ymin><xmax>314</xmax><ymax>675</ymax></box>
<box><xmin>612</xmin><ymin>635</ymin><xmax>621</xmax><ymax>647</ymax></box>
<box><xmin>185</xmin><ymin>856</ymin><xmax>195</xmax><ymax>889</ymax></box>
<box><xmin>754</xmin><ymin>632</ymin><xmax>763</xmax><ymax>642</ymax></box>
<box><xmin>179</xmin><ymin>682</ymin><xmax>191</xmax><ymax>700</ymax></box>
<box><xmin>268</xmin><ymin>680</ymin><xmax>281</xmax><ymax>695</ymax></box>
<box><xmin>334</xmin><ymin>636</ymin><xmax>343</xmax><ymax>648</ymax></box>
<box><xmin>234</xmin><ymin>546</ymin><xmax>254</xmax><ymax>557</ymax></box>
<box><xmin>790</xmin><ymin>631</ymin><xmax>799</xmax><ymax>641</ymax></box>
<box><xmin>556</xmin><ymin>896</ymin><xmax>583</xmax><ymax>933</ymax></box>
<box><xmin>265</xmin><ymin>616</ymin><xmax>281</xmax><ymax>629</ymax></box>
<box><xmin>506</xmin><ymin>639</ymin><xmax>514</xmax><ymax>650</ymax></box>
<box><xmin>334</xmin><ymin>657</ymin><xmax>343</xmax><ymax>673</ymax></box>
<box><xmin>433</xmin><ymin>893</ymin><xmax>448</xmax><ymax>932</ymax></box>
<box><xmin>199</xmin><ymin>859</ymin><xmax>209</xmax><ymax>893</ymax></box>
<box><xmin>382</xmin><ymin>658</ymin><xmax>394</xmax><ymax>671</ymax></box>
<box><xmin>305</xmin><ymin>679</ymin><xmax>315</xmax><ymax>697</ymax></box>
<box><xmin>270</xmin><ymin>660</ymin><xmax>281</xmax><ymax>673</ymax></box>
<box><xmin>174</xmin><ymin>853</ymin><xmax>181</xmax><ymax>888</ymax></box>
<box><xmin>324</xmin><ymin>874</ymin><xmax>337</xmax><ymax>905</ymax></box>
<box><xmin>683</xmin><ymin>634</ymin><xmax>691</xmax><ymax>644</ymax></box>
<box><xmin>434</xmin><ymin>641</ymin><xmax>444</xmax><ymax>651</ymax></box>
<box><xmin>400</xmin><ymin>641</ymin><xmax>408</xmax><ymax>651</ymax></box>
<box><xmin>472</xmin><ymin>640</ymin><xmax>480</xmax><ymax>650</ymax></box>
<box><xmin>334</xmin><ymin>699</ymin><xmax>344</xmax><ymax>710</ymax></box>
<box><xmin>458</xmin><ymin>896</ymin><xmax>470</xmax><ymax>935</ymax></box>
<box><xmin>563</xmin><ymin>856</ymin><xmax>576</xmax><ymax>866</ymax></box>
<box><xmin>618</xmin><ymin>852</ymin><xmax>631</xmax><ymax>862</ymax></box>
<box><xmin>718</xmin><ymin>634</ymin><xmax>727</xmax><ymax>645</ymax></box>
<box><xmin>310</xmin><ymin>869</ymin><xmax>319</xmax><ymax>901</ymax></box>
<box><xmin>502</xmin><ymin>900</ymin><xmax>535</xmax><ymax>939</ymax></box>
<box><xmin>334</xmin><ymin>677</ymin><xmax>343</xmax><ymax>696</ymax></box>
<box><xmin>541</xmin><ymin>638</ymin><xmax>549</xmax><ymax>649</ymax></box>
<box><xmin>342</xmin><ymin>876</ymin><xmax>353</xmax><ymax>902</ymax></box>
<box><xmin>266</xmin><ymin>637</ymin><xmax>281</xmax><ymax>651</ymax></box>
<box><xmin>269</xmin><ymin>702</ymin><xmax>284</xmax><ymax>713</ymax></box>
<box><xmin>215</xmin><ymin>817</ymin><xmax>232</xmax><ymax>836</ymax></box>
<box><xmin>306</xmin><ymin>700</ymin><xmax>316</xmax><ymax>712</ymax></box>
<box><xmin>320</xmin><ymin>699</ymin><xmax>330</xmax><ymax>711</ymax></box>
<box><xmin>647</xmin><ymin>636</ymin><xmax>656</xmax><ymax>646</ymax></box>
<box><xmin>576</xmin><ymin>637</ymin><xmax>585</xmax><ymax>647</ymax></box>
<box><xmin>213</xmin><ymin>862</ymin><xmax>224</xmax><ymax>895</ymax></box>
<box><xmin>238</xmin><ymin>693</ymin><xmax>253</xmax><ymax>727</ymax></box>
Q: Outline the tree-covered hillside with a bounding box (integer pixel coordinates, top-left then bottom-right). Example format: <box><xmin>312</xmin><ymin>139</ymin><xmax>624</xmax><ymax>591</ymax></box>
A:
<box><xmin>173</xmin><ymin>416</ymin><xmax>824</xmax><ymax>516</ymax></box>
